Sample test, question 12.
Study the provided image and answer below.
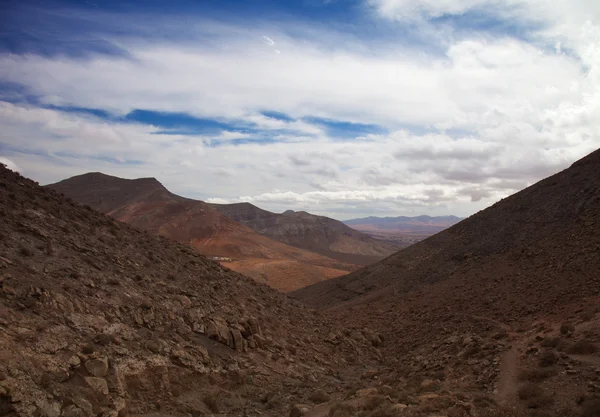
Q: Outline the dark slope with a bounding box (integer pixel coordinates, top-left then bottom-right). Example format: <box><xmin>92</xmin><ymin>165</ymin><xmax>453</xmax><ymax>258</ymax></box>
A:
<box><xmin>291</xmin><ymin>149</ymin><xmax>600</xmax><ymax>416</ymax></box>
<box><xmin>294</xmin><ymin>148</ymin><xmax>600</xmax><ymax>315</ymax></box>
<box><xmin>211</xmin><ymin>202</ymin><xmax>399</xmax><ymax>265</ymax></box>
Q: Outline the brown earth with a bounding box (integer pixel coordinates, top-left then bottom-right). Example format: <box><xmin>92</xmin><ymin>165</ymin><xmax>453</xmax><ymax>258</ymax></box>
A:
<box><xmin>47</xmin><ymin>173</ymin><xmax>356</xmax><ymax>291</ymax></box>
<box><xmin>211</xmin><ymin>202</ymin><xmax>400</xmax><ymax>265</ymax></box>
<box><xmin>293</xmin><ymin>148</ymin><xmax>600</xmax><ymax>416</ymax></box>
<box><xmin>3</xmin><ymin>163</ymin><xmax>546</xmax><ymax>417</ymax></box>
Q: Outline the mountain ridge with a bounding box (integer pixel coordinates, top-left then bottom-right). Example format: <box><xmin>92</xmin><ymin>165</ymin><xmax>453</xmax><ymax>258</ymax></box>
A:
<box><xmin>211</xmin><ymin>202</ymin><xmax>400</xmax><ymax>265</ymax></box>
<box><xmin>48</xmin><ymin>173</ymin><xmax>357</xmax><ymax>291</ymax></box>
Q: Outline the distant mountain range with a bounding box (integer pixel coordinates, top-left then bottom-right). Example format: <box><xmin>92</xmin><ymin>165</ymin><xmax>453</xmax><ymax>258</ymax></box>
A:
<box><xmin>211</xmin><ymin>203</ymin><xmax>400</xmax><ymax>265</ymax></box>
<box><xmin>48</xmin><ymin>173</ymin><xmax>398</xmax><ymax>291</ymax></box>
<box><xmin>344</xmin><ymin>215</ymin><xmax>463</xmax><ymax>234</ymax></box>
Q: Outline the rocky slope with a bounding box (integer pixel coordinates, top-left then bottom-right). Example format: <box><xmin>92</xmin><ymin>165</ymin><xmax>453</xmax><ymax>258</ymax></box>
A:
<box><xmin>0</xmin><ymin>164</ymin><xmax>389</xmax><ymax>417</ymax></box>
<box><xmin>48</xmin><ymin>173</ymin><xmax>356</xmax><ymax>292</ymax></box>
<box><xmin>294</xmin><ymin>148</ymin><xmax>600</xmax><ymax>416</ymax></box>
<box><xmin>211</xmin><ymin>203</ymin><xmax>399</xmax><ymax>265</ymax></box>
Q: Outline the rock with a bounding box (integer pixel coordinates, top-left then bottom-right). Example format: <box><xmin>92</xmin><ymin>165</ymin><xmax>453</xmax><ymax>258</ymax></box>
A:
<box><xmin>247</xmin><ymin>317</ymin><xmax>261</xmax><ymax>336</ymax></box>
<box><xmin>230</xmin><ymin>329</ymin><xmax>244</xmax><ymax>352</ymax></box>
<box><xmin>356</xmin><ymin>388</ymin><xmax>378</xmax><ymax>397</ymax></box>
<box><xmin>418</xmin><ymin>393</ymin><xmax>440</xmax><ymax>402</ymax></box>
<box><xmin>85</xmin><ymin>357</ymin><xmax>109</xmax><ymax>377</ymax></box>
<box><xmin>391</xmin><ymin>404</ymin><xmax>408</xmax><ymax>410</ymax></box>
<box><xmin>85</xmin><ymin>376</ymin><xmax>109</xmax><ymax>396</ymax></box>
<box><xmin>62</xmin><ymin>405</ymin><xmax>87</xmax><ymax>417</ymax></box>
<box><xmin>289</xmin><ymin>404</ymin><xmax>311</xmax><ymax>417</ymax></box>
<box><xmin>420</xmin><ymin>379</ymin><xmax>440</xmax><ymax>392</ymax></box>
<box><xmin>72</xmin><ymin>397</ymin><xmax>94</xmax><ymax>417</ymax></box>
<box><xmin>68</xmin><ymin>355</ymin><xmax>81</xmax><ymax>367</ymax></box>
<box><xmin>38</xmin><ymin>400</ymin><xmax>61</xmax><ymax>417</ymax></box>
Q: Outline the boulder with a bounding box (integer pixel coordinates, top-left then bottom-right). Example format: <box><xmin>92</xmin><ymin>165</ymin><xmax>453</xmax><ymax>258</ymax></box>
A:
<box><xmin>85</xmin><ymin>357</ymin><xmax>109</xmax><ymax>377</ymax></box>
<box><xmin>289</xmin><ymin>404</ymin><xmax>311</xmax><ymax>417</ymax></box>
<box><xmin>230</xmin><ymin>329</ymin><xmax>244</xmax><ymax>352</ymax></box>
<box><xmin>84</xmin><ymin>376</ymin><xmax>109</xmax><ymax>396</ymax></box>
<box><xmin>420</xmin><ymin>379</ymin><xmax>440</xmax><ymax>392</ymax></box>
<box><xmin>356</xmin><ymin>388</ymin><xmax>378</xmax><ymax>397</ymax></box>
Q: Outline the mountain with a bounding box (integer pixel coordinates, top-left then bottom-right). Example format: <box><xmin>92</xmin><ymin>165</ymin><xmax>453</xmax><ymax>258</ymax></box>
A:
<box><xmin>294</xmin><ymin>148</ymin><xmax>600</xmax><ymax>415</ymax></box>
<box><xmin>344</xmin><ymin>215</ymin><xmax>463</xmax><ymax>234</ymax></box>
<box><xmin>48</xmin><ymin>173</ymin><xmax>356</xmax><ymax>291</ymax></box>
<box><xmin>211</xmin><ymin>202</ymin><xmax>400</xmax><ymax>265</ymax></box>
<box><xmin>0</xmin><ymin>163</ymin><xmax>385</xmax><ymax>417</ymax></box>
<box><xmin>343</xmin><ymin>214</ymin><xmax>463</xmax><ymax>248</ymax></box>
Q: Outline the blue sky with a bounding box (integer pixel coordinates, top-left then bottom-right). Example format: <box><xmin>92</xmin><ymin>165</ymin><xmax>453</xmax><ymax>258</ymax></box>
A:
<box><xmin>0</xmin><ymin>0</ymin><xmax>599</xmax><ymax>219</ymax></box>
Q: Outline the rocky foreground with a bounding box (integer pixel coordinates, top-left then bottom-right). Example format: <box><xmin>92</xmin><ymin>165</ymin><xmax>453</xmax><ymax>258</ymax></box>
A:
<box><xmin>4</xmin><ymin>154</ymin><xmax>600</xmax><ymax>417</ymax></box>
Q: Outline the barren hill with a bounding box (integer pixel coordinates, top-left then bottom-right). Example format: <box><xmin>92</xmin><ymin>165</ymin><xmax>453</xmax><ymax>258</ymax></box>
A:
<box><xmin>0</xmin><ymin>164</ymin><xmax>390</xmax><ymax>417</ymax></box>
<box><xmin>48</xmin><ymin>173</ymin><xmax>356</xmax><ymax>291</ymax></box>
<box><xmin>294</xmin><ymin>148</ymin><xmax>600</xmax><ymax>415</ymax></box>
<box><xmin>211</xmin><ymin>202</ymin><xmax>399</xmax><ymax>265</ymax></box>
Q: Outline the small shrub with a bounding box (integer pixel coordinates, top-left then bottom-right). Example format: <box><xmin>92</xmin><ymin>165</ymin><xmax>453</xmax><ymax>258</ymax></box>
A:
<box><xmin>518</xmin><ymin>367</ymin><xmax>557</xmax><ymax>382</ymax></box>
<box><xmin>18</xmin><ymin>246</ymin><xmax>34</xmax><ymax>257</ymax></box>
<box><xmin>203</xmin><ymin>392</ymin><xmax>220</xmax><ymax>413</ymax></box>
<box><xmin>580</xmin><ymin>311</ymin><xmax>595</xmax><ymax>322</ymax></box>
<box><xmin>581</xmin><ymin>398</ymin><xmax>600</xmax><ymax>417</ymax></box>
<box><xmin>363</xmin><ymin>396</ymin><xmax>386</xmax><ymax>411</ymax></box>
<box><xmin>107</xmin><ymin>278</ymin><xmax>120</xmax><ymax>286</ymax></box>
<box><xmin>560</xmin><ymin>323</ymin><xmax>575</xmax><ymax>335</ymax></box>
<box><xmin>568</xmin><ymin>340</ymin><xmax>598</xmax><ymax>355</ymax></box>
<box><xmin>309</xmin><ymin>390</ymin><xmax>330</xmax><ymax>404</ymax></box>
<box><xmin>538</xmin><ymin>350</ymin><xmax>559</xmax><ymax>367</ymax></box>
<box><xmin>518</xmin><ymin>383</ymin><xmax>542</xmax><ymax>401</ymax></box>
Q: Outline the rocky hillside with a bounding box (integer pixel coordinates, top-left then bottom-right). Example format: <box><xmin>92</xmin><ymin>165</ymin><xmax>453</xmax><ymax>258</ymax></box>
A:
<box><xmin>293</xmin><ymin>148</ymin><xmax>600</xmax><ymax>416</ymax></box>
<box><xmin>48</xmin><ymin>173</ymin><xmax>356</xmax><ymax>291</ymax></box>
<box><xmin>0</xmin><ymin>164</ymin><xmax>388</xmax><ymax>416</ymax></box>
<box><xmin>211</xmin><ymin>202</ymin><xmax>399</xmax><ymax>265</ymax></box>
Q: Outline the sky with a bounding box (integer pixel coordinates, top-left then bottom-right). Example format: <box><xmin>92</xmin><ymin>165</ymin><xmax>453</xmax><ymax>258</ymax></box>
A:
<box><xmin>0</xmin><ymin>0</ymin><xmax>598</xmax><ymax>220</ymax></box>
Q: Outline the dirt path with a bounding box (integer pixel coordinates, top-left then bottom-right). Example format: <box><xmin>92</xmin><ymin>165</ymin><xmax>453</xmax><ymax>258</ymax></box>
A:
<box><xmin>495</xmin><ymin>339</ymin><xmax>523</xmax><ymax>405</ymax></box>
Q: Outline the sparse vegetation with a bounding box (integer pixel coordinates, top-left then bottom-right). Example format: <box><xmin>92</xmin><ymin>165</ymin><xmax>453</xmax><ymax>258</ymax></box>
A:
<box><xmin>18</xmin><ymin>246</ymin><xmax>34</xmax><ymax>257</ymax></box>
<box><xmin>203</xmin><ymin>392</ymin><xmax>221</xmax><ymax>413</ymax></box>
<box><xmin>538</xmin><ymin>350</ymin><xmax>558</xmax><ymax>367</ymax></box>
<box><xmin>309</xmin><ymin>390</ymin><xmax>330</xmax><ymax>404</ymax></box>
<box><xmin>560</xmin><ymin>323</ymin><xmax>575</xmax><ymax>335</ymax></box>
<box><xmin>518</xmin><ymin>367</ymin><xmax>557</xmax><ymax>382</ymax></box>
<box><xmin>581</xmin><ymin>398</ymin><xmax>600</xmax><ymax>417</ymax></box>
<box><xmin>567</xmin><ymin>340</ymin><xmax>598</xmax><ymax>355</ymax></box>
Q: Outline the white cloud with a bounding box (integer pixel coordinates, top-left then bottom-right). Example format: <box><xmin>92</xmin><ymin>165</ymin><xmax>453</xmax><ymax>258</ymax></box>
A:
<box><xmin>1</xmin><ymin>2</ymin><xmax>599</xmax><ymax>218</ymax></box>
<box><xmin>0</xmin><ymin>157</ymin><xmax>20</xmax><ymax>173</ymax></box>
<box><xmin>262</xmin><ymin>35</ymin><xmax>275</xmax><ymax>46</ymax></box>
